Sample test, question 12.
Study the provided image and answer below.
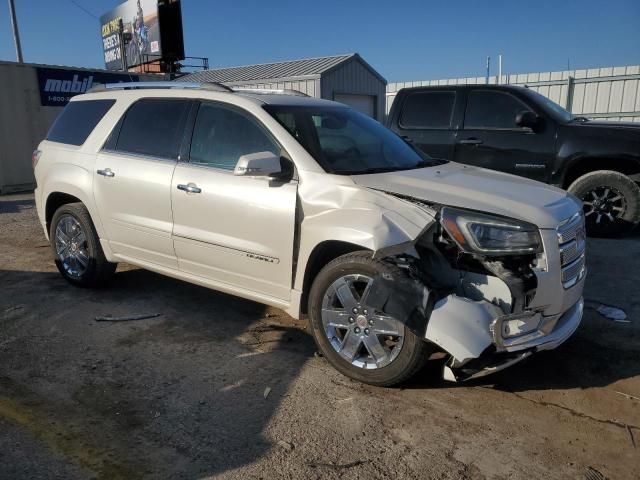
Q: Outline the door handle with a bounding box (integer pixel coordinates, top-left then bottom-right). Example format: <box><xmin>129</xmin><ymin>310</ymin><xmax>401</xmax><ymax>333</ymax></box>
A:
<box><xmin>457</xmin><ymin>138</ymin><xmax>483</xmax><ymax>145</ymax></box>
<box><xmin>177</xmin><ymin>183</ymin><xmax>202</xmax><ymax>194</ymax></box>
<box><xmin>97</xmin><ymin>168</ymin><xmax>115</xmax><ymax>177</ymax></box>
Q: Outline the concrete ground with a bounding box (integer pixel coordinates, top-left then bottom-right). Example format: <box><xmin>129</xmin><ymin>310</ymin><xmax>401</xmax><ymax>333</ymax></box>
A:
<box><xmin>0</xmin><ymin>192</ymin><xmax>638</xmax><ymax>480</ymax></box>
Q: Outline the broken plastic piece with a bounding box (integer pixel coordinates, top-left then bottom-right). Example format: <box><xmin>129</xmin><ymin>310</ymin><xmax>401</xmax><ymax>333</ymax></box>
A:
<box><xmin>365</xmin><ymin>272</ymin><xmax>435</xmax><ymax>337</ymax></box>
<box><xmin>596</xmin><ymin>304</ymin><xmax>627</xmax><ymax>322</ymax></box>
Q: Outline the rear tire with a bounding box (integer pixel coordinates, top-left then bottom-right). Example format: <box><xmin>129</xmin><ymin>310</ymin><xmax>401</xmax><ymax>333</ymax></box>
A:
<box><xmin>568</xmin><ymin>170</ymin><xmax>640</xmax><ymax>237</ymax></box>
<box><xmin>308</xmin><ymin>251</ymin><xmax>431</xmax><ymax>387</ymax></box>
<box><xmin>50</xmin><ymin>203</ymin><xmax>116</xmax><ymax>287</ymax></box>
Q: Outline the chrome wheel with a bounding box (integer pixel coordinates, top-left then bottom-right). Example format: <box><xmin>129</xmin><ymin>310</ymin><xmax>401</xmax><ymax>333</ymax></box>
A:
<box><xmin>55</xmin><ymin>214</ymin><xmax>89</xmax><ymax>278</ymax></box>
<box><xmin>321</xmin><ymin>274</ymin><xmax>405</xmax><ymax>369</ymax></box>
<box><xmin>582</xmin><ymin>186</ymin><xmax>626</xmax><ymax>225</ymax></box>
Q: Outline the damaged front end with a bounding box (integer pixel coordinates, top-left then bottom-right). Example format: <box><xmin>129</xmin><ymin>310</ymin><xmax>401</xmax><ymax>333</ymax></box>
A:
<box><xmin>369</xmin><ymin>201</ymin><xmax>583</xmax><ymax>382</ymax></box>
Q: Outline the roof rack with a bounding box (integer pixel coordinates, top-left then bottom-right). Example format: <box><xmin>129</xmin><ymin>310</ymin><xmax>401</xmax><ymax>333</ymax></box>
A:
<box><xmin>86</xmin><ymin>81</ymin><xmax>308</xmax><ymax>97</ymax></box>
<box><xmin>232</xmin><ymin>87</ymin><xmax>309</xmax><ymax>97</ymax></box>
<box><xmin>87</xmin><ymin>81</ymin><xmax>232</xmax><ymax>93</ymax></box>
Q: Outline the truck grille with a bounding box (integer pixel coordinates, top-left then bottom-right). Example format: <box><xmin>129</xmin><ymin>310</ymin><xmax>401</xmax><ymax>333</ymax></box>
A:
<box><xmin>557</xmin><ymin>213</ymin><xmax>586</xmax><ymax>289</ymax></box>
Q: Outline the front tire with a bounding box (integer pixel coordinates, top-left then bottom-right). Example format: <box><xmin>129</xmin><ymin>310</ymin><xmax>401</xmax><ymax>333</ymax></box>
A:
<box><xmin>50</xmin><ymin>203</ymin><xmax>116</xmax><ymax>287</ymax></box>
<box><xmin>568</xmin><ymin>170</ymin><xmax>640</xmax><ymax>237</ymax></box>
<box><xmin>308</xmin><ymin>251</ymin><xmax>431</xmax><ymax>387</ymax></box>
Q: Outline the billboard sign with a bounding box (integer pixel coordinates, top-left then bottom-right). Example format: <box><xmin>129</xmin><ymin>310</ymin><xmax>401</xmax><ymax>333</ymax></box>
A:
<box><xmin>36</xmin><ymin>67</ymin><xmax>140</xmax><ymax>107</ymax></box>
<box><xmin>100</xmin><ymin>0</ymin><xmax>162</xmax><ymax>70</ymax></box>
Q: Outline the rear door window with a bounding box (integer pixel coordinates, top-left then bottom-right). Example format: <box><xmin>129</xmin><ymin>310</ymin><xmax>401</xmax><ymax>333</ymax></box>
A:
<box><xmin>464</xmin><ymin>91</ymin><xmax>532</xmax><ymax>129</ymax></box>
<box><xmin>189</xmin><ymin>102</ymin><xmax>279</xmax><ymax>170</ymax></box>
<box><xmin>399</xmin><ymin>91</ymin><xmax>456</xmax><ymax>129</ymax></box>
<box><xmin>46</xmin><ymin>99</ymin><xmax>115</xmax><ymax>146</ymax></box>
<box><xmin>115</xmin><ymin>98</ymin><xmax>191</xmax><ymax>159</ymax></box>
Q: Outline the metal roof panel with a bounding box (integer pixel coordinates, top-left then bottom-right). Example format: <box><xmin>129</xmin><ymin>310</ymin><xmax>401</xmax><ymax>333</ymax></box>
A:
<box><xmin>178</xmin><ymin>54</ymin><xmax>356</xmax><ymax>83</ymax></box>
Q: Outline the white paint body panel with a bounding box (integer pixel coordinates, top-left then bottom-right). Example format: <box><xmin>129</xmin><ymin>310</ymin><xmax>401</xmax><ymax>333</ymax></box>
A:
<box><xmin>171</xmin><ymin>163</ymin><xmax>297</xmax><ymax>300</ymax></box>
<box><xmin>93</xmin><ymin>151</ymin><xmax>178</xmax><ymax>268</ymax></box>
<box><xmin>351</xmin><ymin>162</ymin><xmax>582</xmax><ymax>229</ymax></box>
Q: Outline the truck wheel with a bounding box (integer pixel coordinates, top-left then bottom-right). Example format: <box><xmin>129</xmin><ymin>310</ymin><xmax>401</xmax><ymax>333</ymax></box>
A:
<box><xmin>308</xmin><ymin>251</ymin><xmax>431</xmax><ymax>387</ymax></box>
<box><xmin>568</xmin><ymin>170</ymin><xmax>640</xmax><ymax>237</ymax></box>
<box><xmin>50</xmin><ymin>203</ymin><xmax>117</xmax><ymax>287</ymax></box>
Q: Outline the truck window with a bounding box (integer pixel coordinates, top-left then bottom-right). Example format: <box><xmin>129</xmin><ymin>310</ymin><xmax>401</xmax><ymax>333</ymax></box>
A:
<box><xmin>399</xmin><ymin>91</ymin><xmax>455</xmax><ymax>129</ymax></box>
<box><xmin>189</xmin><ymin>103</ymin><xmax>280</xmax><ymax>170</ymax></box>
<box><xmin>115</xmin><ymin>98</ymin><xmax>191</xmax><ymax>160</ymax></box>
<box><xmin>46</xmin><ymin>100</ymin><xmax>115</xmax><ymax>146</ymax></box>
<box><xmin>464</xmin><ymin>91</ymin><xmax>531</xmax><ymax>129</ymax></box>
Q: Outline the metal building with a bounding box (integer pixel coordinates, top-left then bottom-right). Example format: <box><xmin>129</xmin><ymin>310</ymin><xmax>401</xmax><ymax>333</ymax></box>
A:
<box><xmin>180</xmin><ymin>53</ymin><xmax>388</xmax><ymax>121</ymax></box>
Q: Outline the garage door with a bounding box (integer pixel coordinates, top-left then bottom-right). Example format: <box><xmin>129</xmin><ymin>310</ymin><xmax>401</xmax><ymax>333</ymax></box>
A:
<box><xmin>334</xmin><ymin>94</ymin><xmax>375</xmax><ymax>118</ymax></box>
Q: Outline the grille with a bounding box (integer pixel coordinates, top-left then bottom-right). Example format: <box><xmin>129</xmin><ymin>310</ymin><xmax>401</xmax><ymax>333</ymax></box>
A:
<box><xmin>557</xmin><ymin>215</ymin><xmax>585</xmax><ymax>244</ymax></box>
<box><xmin>560</xmin><ymin>239</ymin><xmax>582</xmax><ymax>265</ymax></box>
<box><xmin>557</xmin><ymin>213</ymin><xmax>586</xmax><ymax>289</ymax></box>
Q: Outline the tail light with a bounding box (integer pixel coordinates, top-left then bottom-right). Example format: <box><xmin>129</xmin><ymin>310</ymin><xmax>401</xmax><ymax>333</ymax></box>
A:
<box><xmin>32</xmin><ymin>149</ymin><xmax>42</xmax><ymax>169</ymax></box>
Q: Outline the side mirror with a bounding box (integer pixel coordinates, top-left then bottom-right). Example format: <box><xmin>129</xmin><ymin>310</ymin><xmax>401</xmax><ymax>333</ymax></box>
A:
<box><xmin>233</xmin><ymin>151</ymin><xmax>282</xmax><ymax>178</ymax></box>
<box><xmin>515</xmin><ymin>110</ymin><xmax>541</xmax><ymax>130</ymax></box>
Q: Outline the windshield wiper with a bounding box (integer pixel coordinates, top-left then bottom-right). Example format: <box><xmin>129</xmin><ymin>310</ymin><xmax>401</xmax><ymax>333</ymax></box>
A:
<box><xmin>343</xmin><ymin>159</ymin><xmax>448</xmax><ymax>175</ymax></box>
<box><xmin>409</xmin><ymin>158</ymin><xmax>447</xmax><ymax>169</ymax></box>
<box><xmin>341</xmin><ymin>166</ymin><xmax>403</xmax><ymax>175</ymax></box>
<box><xmin>571</xmin><ymin>116</ymin><xmax>590</xmax><ymax>123</ymax></box>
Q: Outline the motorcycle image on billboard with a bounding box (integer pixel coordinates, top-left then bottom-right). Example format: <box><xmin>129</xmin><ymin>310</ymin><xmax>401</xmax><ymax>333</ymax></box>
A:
<box><xmin>100</xmin><ymin>0</ymin><xmax>161</xmax><ymax>70</ymax></box>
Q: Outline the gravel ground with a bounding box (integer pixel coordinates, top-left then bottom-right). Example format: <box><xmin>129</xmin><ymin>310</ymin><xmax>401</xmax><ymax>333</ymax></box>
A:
<box><xmin>1</xmin><ymin>192</ymin><xmax>639</xmax><ymax>480</ymax></box>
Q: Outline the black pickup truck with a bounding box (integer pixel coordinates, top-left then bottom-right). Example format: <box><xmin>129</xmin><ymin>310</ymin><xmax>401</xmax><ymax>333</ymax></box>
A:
<box><xmin>387</xmin><ymin>84</ymin><xmax>640</xmax><ymax>236</ymax></box>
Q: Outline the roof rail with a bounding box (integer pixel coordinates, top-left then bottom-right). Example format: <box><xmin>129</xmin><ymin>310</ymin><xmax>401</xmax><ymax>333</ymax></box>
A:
<box><xmin>87</xmin><ymin>81</ymin><xmax>232</xmax><ymax>93</ymax></box>
<box><xmin>232</xmin><ymin>87</ymin><xmax>309</xmax><ymax>97</ymax></box>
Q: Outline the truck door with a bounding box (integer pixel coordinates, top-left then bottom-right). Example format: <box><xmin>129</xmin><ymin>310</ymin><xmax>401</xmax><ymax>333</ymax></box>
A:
<box><xmin>391</xmin><ymin>90</ymin><xmax>458</xmax><ymax>161</ymax></box>
<box><xmin>453</xmin><ymin>89</ymin><xmax>556</xmax><ymax>181</ymax></box>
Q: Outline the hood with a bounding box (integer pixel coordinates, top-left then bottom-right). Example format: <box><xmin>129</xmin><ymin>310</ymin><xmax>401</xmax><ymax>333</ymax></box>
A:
<box><xmin>351</xmin><ymin>162</ymin><xmax>581</xmax><ymax>229</ymax></box>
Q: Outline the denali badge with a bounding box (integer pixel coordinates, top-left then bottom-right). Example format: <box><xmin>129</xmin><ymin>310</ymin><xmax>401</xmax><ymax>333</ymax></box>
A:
<box><xmin>515</xmin><ymin>164</ymin><xmax>545</xmax><ymax>169</ymax></box>
<box><xmin>246</xmin><ymin>253</ymin><xmax>279</xmax><ymax>264</ymax></box>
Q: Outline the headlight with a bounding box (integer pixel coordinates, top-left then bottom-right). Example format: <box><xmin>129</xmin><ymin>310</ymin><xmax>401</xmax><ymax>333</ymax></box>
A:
<box><xmin>440</xmin><ymin>207</ymin><xmax>542</xmax><ymax>255</ymax></box>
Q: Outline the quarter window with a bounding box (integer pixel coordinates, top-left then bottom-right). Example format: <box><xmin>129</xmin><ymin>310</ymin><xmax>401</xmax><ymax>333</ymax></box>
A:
<box><xmin>464</xmin><ymin>91</ymin><xmax>531</xmax><ymax>129</ymax></box>
<box><xmin>47</xmin><ymin>99</ymin><xmax>115</xmax><ymax>146</ymax></box>
<box><xmin>115</xmin><ymin>99</ymin><xmax>191</xmax><ymax>159</ymax></box>
<box><xmin>400</xmin><ymin>91</ymin><xmax>456</xmax><ymax>128</ymax></box>
<box><xmin>189</xmin><ymin>103</ymin><xmax>279</xmax><ymax>170</ymax></box>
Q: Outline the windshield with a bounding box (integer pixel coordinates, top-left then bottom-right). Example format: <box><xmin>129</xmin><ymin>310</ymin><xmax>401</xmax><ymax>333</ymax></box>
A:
<box><xmin>264</xmin><ymin>105</ymin><xmax>445</xmax><ymax>175</ymax></box>
<box><xmin>525</xmin><ymin>89</ymin><xmax>574</xmax><ymax>123</ymax></box>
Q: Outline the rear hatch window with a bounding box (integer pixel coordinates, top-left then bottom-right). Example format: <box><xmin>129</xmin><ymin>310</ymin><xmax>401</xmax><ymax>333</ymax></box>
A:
<box><xmin>46</xmin><ymin>99</ymin><xmax>115</xmax><ymax>146</ymax></box>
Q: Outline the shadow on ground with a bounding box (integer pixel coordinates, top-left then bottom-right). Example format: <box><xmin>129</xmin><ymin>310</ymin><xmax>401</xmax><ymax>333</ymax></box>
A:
<box><xmin>0</xmin><ymin>266</ymin><xmax>315</xmax><ymax>479</ymax></box>
<box><xmin>0</xmin><ymin>197</ymin><xmax>35</xmax><ymax>214</ymax></box>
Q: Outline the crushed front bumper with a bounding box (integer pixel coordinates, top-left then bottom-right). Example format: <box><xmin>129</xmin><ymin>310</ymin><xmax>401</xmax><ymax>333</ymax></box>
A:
<box><xmin>427</xmin><ymin>296</ymin><xmax>584</xmax><ymax>382</ymax></box>
<box><xmin>495</xmin><ymin>297</ymin><xmax>584</xmax><ymax>353</ymax></box>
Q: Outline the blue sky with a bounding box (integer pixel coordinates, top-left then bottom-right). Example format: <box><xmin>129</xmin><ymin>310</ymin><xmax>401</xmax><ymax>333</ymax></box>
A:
<box><xmin>1</xmin><ymin>0</ymin><xmax>639</xmax><ymax>82</ymax></box>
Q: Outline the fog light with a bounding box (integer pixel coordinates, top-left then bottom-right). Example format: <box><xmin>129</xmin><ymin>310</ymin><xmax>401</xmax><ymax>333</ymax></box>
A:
<box><xmin>500</xmin><ymin>312</ymin><xmax>542</xmax><ymax>338</ymax></box>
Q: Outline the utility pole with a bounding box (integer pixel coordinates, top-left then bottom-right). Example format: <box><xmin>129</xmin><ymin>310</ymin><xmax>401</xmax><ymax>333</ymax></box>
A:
<box><xmin>485</xmin><ymin>56</ymin><xmax>490</xmax><ymax>84</ymax></box>
<box><xmin>498</xmin><ymin>54</ymin><xmax>503</xmax><ymax>85</ymax></box>
<box><xmin>7</xmin><ymin>0</ymin><xmax>24</xmax><ymax>63</ymax></box>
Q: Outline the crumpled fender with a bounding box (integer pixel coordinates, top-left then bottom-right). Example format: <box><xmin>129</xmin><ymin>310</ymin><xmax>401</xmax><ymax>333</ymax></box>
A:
<box><xmin>293</xmin><ymin>176</ymin><xmax>436</xmax><ymax>293</ymax></box>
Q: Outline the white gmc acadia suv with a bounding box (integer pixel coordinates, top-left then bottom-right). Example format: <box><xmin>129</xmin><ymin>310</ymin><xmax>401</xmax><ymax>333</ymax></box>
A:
<box><xmin>33</xmin><ymin>82</ymin><xmax>586</xmax><ymax>386</ymax></box>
